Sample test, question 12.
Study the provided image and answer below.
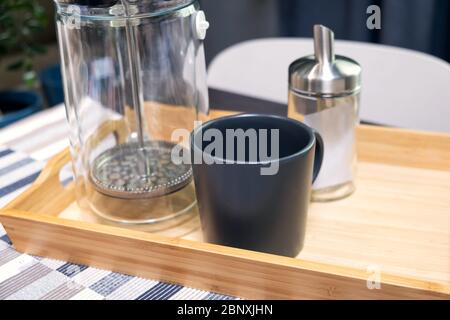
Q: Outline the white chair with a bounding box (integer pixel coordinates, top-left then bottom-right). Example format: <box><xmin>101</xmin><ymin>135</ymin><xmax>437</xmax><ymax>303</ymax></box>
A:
<box><xmin>207</xmin><ymin>38</ymin><xmax>450</xmax><ymax>133</ymax></box>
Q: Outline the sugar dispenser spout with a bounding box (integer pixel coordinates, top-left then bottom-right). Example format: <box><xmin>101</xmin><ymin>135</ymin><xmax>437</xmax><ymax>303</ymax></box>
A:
<box><xmin>314</xmin><ymin>24</ymin><xmax>335</xmax><ymax>64</ymax></box>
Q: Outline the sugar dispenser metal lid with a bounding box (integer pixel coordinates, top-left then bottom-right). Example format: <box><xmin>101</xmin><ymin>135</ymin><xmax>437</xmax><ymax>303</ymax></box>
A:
<box><xmin>289</xmin><ymin>25</ymin><xmax>361</xmax><ymax>96</ymax></box>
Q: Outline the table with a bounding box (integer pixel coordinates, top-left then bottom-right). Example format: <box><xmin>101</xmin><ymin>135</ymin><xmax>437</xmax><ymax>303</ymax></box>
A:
<box><xmin>0</xmin><ymin>105</ymin><xmax>236</xmax><ymax>300</ymax></box>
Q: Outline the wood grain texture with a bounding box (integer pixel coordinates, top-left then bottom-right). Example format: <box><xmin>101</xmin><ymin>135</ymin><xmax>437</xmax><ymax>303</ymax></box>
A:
<box><xmin>59</xmin><ymin>161</ymin><xmax>450</xmax><ymax>289</ymax></box>
<box><xmin>1</xmin><ymin>109</ymin><xmax>449</xmax><ymax>299</ymax></box>
<box><xmin>1</xmin><ymin>211</ymin><xmax>448</xmax><ymax>299</ymax></box>
<box><xmin>356</xmin><ymin>125</ymin><xmax>450</xmax><ymax>171</ymax></box>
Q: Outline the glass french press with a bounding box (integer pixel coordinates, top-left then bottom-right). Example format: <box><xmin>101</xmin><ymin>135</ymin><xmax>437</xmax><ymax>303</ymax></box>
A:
<box><xmin>54</xmin><ymin>0</ymin><xmax>209</xmax><ymax>226</ymax></box>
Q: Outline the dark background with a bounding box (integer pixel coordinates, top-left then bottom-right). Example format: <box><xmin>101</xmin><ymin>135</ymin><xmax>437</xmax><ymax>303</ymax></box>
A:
<box><xmin>200</xmin><ymin>0</ymin><xmax>450</xmax><ymax>64</ymax></box>
<box><xmin>1</xmin><ymin>0</ymin><xmax>449</xmax><ymax>92</ymax></box>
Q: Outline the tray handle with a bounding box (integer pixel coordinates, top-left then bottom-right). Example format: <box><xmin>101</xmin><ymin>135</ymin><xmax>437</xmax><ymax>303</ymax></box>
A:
<box><xmin>2</xmin><ymin>119</ymin><xmax>128</xmax><ymax>216</ymax></box>
<box><xmin>2</xmin><ymin>147</ymin><xmax>73</xmax><ymax>216</ymax></box>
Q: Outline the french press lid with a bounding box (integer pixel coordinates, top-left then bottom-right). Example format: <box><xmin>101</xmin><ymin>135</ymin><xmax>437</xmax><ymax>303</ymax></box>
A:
<box><xmin>289</xmin><ymin>25</ymin><xmax>361</xmax><ymax>96</ymax></box>
<box><xmin>55</xmin><ymin>0</ymin><xmax>194</xmax><ymax>9</ymax></box>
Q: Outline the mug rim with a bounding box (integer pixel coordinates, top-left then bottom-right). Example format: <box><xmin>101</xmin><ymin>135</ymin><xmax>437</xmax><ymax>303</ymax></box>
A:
<box><xmin>191</xmin><ymin>113</ymin><xmax>316</xmax><ymax>165</ymax></box>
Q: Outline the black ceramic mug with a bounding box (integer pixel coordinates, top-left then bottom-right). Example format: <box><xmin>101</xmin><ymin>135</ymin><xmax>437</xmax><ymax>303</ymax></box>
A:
<box><xmin>191</xmin><ymin>114</ymin><xmax>323</xmax><ymax>257</ymax></box>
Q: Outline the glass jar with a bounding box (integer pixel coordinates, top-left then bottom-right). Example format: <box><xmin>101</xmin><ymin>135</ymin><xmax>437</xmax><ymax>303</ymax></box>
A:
<box><xmin>288</xmin><ymin>25</ymin><xmax>361</xmax><ymax>202</ymax></box>
<box><xmin>54</xmin><ymin>0</ymin><xmax>209</xmax><ymax>227</ymax></box>
<box><xmin>288</xmin><ymin>90</ymin><xmax>360</xmax><ymax>201</ymax></box>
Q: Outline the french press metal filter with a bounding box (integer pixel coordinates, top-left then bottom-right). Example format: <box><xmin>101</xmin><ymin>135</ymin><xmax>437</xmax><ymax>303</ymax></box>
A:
<box><xmin>288</xmin><ymin>25</ymin><xmax>362</xmax><ymax>201</ymax></box>
<box><xmin>55</xmin><ymin>0</ymin><xmax>209</xmax><ymax>225</ymax></box>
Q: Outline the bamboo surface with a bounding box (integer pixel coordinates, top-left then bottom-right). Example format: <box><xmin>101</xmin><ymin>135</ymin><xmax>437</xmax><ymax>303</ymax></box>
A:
<box><xmin>1</xmin><ymin>108</ymin><xmax>449</xmax><ymax>299</ymax></box>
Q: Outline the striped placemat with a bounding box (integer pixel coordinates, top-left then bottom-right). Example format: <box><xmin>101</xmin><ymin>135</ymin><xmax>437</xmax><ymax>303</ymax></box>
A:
<box><xmin>0</xmin><ymin>112</ymin><xmax>238</xmax><ymax>300</ymax></box>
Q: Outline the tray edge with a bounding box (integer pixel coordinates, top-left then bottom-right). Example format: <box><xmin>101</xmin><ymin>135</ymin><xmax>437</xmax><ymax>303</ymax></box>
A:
<box><xmin>0</xmin><ymin>209</ymin><xmax>448</xmax><ymax>300</ymax></box>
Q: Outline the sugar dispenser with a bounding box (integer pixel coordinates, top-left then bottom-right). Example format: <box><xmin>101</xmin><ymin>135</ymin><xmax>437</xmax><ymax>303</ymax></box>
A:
<box><xmin>288</xmin><ymin>25</ymin><xmax>361</xmax><ymax>201</ymax></box>
<box><xmin>54</xmin><ymin>0</ymin><xmax>209</xmax><ymax>226</ymax></box>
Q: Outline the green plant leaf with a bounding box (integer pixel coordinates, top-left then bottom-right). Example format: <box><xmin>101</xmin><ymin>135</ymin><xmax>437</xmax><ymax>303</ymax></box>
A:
<box><xmin>0</xmin><ymin>0</ymin><xmax>49</xmax><ymax>87</ymax></box>
<box><xmin>7</xmin><ymin>59</ymin><xmax>24</xmax><ymax>70</ymax></box>
<box><xmin>23</xmin><ymin>70</ymin><xmax>37</xmax><ymax>89</ymax></box>
<box><xmin>29</xmin><ymin>44</ymin><xmax>47</xmax><ymax>55</ymax></box>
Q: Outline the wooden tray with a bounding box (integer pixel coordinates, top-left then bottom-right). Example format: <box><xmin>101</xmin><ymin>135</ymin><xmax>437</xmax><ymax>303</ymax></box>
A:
<box><xmin>1</xmin><ymin>110</ymin><xmax>449</xmax><ymax>299</ymax></box>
